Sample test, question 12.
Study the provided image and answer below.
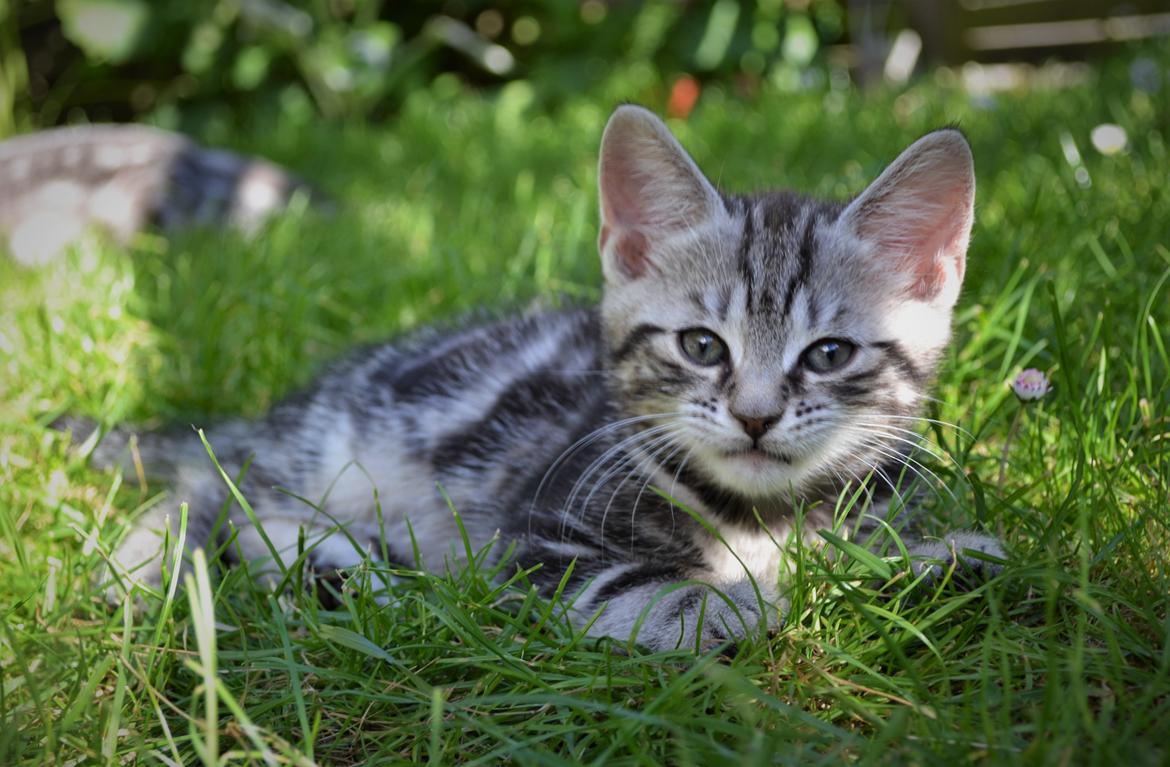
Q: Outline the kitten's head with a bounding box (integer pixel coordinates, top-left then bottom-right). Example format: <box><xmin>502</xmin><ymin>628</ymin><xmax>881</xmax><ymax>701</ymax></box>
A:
<box><xmin>597</xmin><ymin>105</ymin><xmax>974</xmax><ymax>501</ymax></box>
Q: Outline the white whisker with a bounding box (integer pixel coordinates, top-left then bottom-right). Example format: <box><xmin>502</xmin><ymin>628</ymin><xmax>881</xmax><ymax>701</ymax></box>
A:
<box><xmin>527</xmin><ymin>412</ymin><xmax>681</xmax><ymax>539</ymax></box>
<box><xmin>592</xmin><ymin>428</ymin><xmax>685</xmax><ymax>548</ymax></box>
<box><xmin>557</xmin><ymin>420</ymin><xmax>684</xmax><ymax>542</ymax></box>
<box><xmin>845</xmin><ymin>432</ymin><xmax>959</xmax><ymax>506</ymax></box>
<box><xmin>596</xmin><ymin>436</ymin><xmax>686</xmax><ymax>552</ymax></box>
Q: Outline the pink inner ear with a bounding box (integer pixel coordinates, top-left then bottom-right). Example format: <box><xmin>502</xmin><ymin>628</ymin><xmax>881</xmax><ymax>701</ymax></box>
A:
<box><xmin>848</xmin><ymin>130</ymin><xmax>975</xmax><ymax>303</ymax></box>
<box><xmin>907</xmin><ymin>255</ymin><xmax>947</xmax><ymax>301</ymax></box>
<box><xmin>603</xmin><ymin>227</ymin><xmax>650</xmax><ymax>279</ymax></box>
<box><xmin>599</xmin><ymin>154</ymin><xmax>663</xmax><ymax>279</ymax></box>
<box><xmin>860</xmin><ymin>176</ymin><xmax>972</xmax><ymax>302</ymax></box>
<box><xmin>597</xmin><ymin>107</ymin><xmax>721</xmax><ymax>280</ymax></box>
<box><xmin>901</xmin><ymin>216</ymin><xmax>968</xmax><ymax>300</ymax></box>
<box><xmin>602</xmin><ymin>155</ymin><xmax>669</xmax><ymax>231</ymax></box>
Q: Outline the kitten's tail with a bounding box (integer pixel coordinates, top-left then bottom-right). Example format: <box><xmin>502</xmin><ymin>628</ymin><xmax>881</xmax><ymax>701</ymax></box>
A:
<box><xmin>51</xmin><ymin>415</ymin><xmax>216</xmax><ymax>483</ymax></box>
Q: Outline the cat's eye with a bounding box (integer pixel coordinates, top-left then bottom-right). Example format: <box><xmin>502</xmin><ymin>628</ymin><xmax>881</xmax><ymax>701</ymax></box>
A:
<box><xmin>679</xmin><ymin>328</ymin><xmax>728</xmax><ymax>367</ymax></box>
<box><xmin>802</xmin><ymin>338</ymin><xmax>856</xmax><ymax>373</ymax></box>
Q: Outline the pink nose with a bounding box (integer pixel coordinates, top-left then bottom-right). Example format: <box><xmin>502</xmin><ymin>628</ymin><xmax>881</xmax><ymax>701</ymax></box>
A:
<box><xmin>732</xmin><ymin>413</ymin><xmax>779</xmax><ymax>441</ymax></box>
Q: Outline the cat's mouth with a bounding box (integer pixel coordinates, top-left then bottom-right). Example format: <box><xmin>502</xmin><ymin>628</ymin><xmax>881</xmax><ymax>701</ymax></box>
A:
<box><xmin>724</xmin><ymin>447</ymin><xmax>793</xmax><ymax>465</ymax></box>
<box><xmin>699</xmin><ymin>443</ymin><xmax>811</xmax><ymax>496</ymax></box>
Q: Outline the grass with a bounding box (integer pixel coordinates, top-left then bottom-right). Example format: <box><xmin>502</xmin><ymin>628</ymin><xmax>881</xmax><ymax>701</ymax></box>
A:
<box><xmin>2</xmin><ymin>51</ymin><xmax>1169</xmax><ymax>765</ymax></box>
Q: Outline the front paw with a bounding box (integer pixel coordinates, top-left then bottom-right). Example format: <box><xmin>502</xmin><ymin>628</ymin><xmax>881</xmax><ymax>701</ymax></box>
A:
<box><xmin>908</xmin><ymin>531</ymin><xmax>1006</xmax><ymax>588</ymax></box>
<box><xmin>689</xmin><ymin>581</ymin><xmax>776</xmax><ymax>651</ymax></box>
<box><xmin>102</xmin><ymin>526</ymin><xmax>171</xmax><ymax>602</ymax></box>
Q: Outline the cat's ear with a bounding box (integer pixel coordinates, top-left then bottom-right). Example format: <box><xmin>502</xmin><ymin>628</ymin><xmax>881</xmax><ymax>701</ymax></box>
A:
<box><xmin>598</xmin><ymin>105</ymin><xmax>723</xmax><ymax>281</ymax></box>
<box><xmin>840</xmin><ymin>129</ymin><xmax>975</xmax><ymax>304</ymax></box>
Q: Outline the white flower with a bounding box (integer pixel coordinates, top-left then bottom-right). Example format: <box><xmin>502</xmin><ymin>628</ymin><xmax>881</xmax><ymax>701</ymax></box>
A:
<box><xmin>1011</xmin><ymin>368</ymin><xmax>1051</xmax><ymax>401</ymax></box>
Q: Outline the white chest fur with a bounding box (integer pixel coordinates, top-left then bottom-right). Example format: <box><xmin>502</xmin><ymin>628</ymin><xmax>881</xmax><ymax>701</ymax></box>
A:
<box><xmin>696</xmin><ymin>507</ymin><xmax>836</xmax><ymax>590</ymax></box>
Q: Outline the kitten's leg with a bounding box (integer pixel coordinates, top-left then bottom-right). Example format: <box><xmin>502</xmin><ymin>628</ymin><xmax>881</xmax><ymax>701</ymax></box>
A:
<box><xmin>106</xmin><ymin>467</ymin><xmax>227</xmax><ymax>596</ymax></box>
<box><xmin>107</xmin><ymin>466</ymin><xmax>316</xmax><ymax>595</ymax></box>
<box><xmin>904</xmin><ymin>530</ymin><xmax>1006</xmax><ymax>584</ymax></box>
<box><xmin>227</xmin><ymin>517</ymin><xmax>374</xmax><ymax>600</ymax></box>
<box><xmin>229</xmin><ymin>517</ymin><xmax>337</xmax><ymax>576</ymax></box>
<box><xmin>572</xmin><ymin>563</ymin><xmax>778</xmax><ymax>651</ymax></box>
<box><xmin>854</xmin><ymin>497</ymin><xmax>1006</xmax><ymax>586</ymax></box>
<box><xmin>113</xmin><ymin>500</ymin><xmax>394</xmax><ymax>601</ymax></box>
<box><xmin>230</xmin><ymin>516</ymin><xmax>383</xmax><ymax>574</ymax></box>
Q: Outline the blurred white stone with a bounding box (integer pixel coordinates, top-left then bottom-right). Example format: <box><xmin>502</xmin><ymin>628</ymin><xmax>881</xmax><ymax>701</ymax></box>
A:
<box><xmin>884</xmin><ymin>28</ymin><xmax>921</xmax><ymax>85</ymax></box>
<box><xmin>1090</xmin><ymin>124</ymin><xmax>1128</xmax><ymax>156</ymax></box>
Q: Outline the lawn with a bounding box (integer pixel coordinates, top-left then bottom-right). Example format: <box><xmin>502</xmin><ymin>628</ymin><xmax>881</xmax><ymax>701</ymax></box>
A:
<box><xmin>1</xmin><ymin>52</ymin><xmax>1168</xmax><ymax>765</ymax></box>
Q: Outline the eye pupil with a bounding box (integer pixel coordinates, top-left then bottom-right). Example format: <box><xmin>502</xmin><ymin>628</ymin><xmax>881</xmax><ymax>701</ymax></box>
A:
<box><xmin>679</xmin><ymin>328</ymin><xmax>727</xmax><ymax>366</ymax></box>
<box><xmin>803</xmin><ymin>338</ymin><xmax>855</xmax><ymax>373</ymax></box>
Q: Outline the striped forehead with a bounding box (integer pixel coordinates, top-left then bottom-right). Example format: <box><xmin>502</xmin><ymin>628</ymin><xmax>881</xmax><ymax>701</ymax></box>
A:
<box><xmin>725</xmin><ymin>193</ymin><xmax>844</xmax><ymax>350</ymax></box>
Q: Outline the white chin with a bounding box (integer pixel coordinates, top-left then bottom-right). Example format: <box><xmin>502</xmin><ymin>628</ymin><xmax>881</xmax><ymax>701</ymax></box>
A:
<box><xmin>703</xmin><ymin>450</ymin><xmax>809</xmax><ymax>497</ymax></box>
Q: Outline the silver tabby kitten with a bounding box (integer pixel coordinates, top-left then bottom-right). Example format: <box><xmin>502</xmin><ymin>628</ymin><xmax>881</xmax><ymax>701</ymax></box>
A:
<box><xmin>93</xmin><ymin>106</ymin><xmax>1003</xmax><ymax>651</ymax></box>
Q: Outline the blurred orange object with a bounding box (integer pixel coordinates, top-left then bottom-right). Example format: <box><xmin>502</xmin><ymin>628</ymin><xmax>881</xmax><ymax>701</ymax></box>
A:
<box><xmin>668</xmin><ymin>75</ymin><xmax>701</xmax><ymax>119</ymax></box>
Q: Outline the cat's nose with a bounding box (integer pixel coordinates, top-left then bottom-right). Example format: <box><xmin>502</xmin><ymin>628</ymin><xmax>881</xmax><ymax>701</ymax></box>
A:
<box><xmin>731</xmin><ymin>412</ymin><xmax>779</xmax><ymax>441</ymax></box>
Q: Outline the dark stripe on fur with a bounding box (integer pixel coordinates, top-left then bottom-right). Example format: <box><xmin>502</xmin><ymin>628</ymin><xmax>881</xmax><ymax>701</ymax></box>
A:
<box><xmin>782</xmin><ymin>212</ymin><xmax>817</xmax><ymax>320</ymax></box>
<box><xmin>828</xmin><ymin>382</ymin><xmax>875</xmax><ymax>402</ymax></box>
<box><xmin>613</xmin><ymin>323</ymin><xmax>665</xmax><ymax>363</ymax></box>
<box><xmin>873</xmin><ymin>340</ymin><xmax>925</xmax><ymax>385</ymax></box>
<box><xmin>737</xmin><ymin>203</ymin><xmax>756</xmax><ymax>311</ymax></box>
<box><xmin>594</xmin><ymin>563</ymin><xmax>681</xmax><ymax>603</ymax></box>
<box><xmin>432</xmin><ymin>371</ymin><xmax>588</xmax><ymax>468</ymax></box>
<box><xmin>385</xmin><ymin>346</ymin><xmax>475</xmax><ymax>403</ymax></box>
<box><xmin>839</xmin><ymin>366</ymin><xmax>884</xmax><ymax>387</ymax></box>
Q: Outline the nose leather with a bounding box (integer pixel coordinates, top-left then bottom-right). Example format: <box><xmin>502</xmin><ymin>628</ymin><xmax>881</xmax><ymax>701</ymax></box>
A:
<box><xmin>731</xmin><ymin>412</ymin><xmax>779</xmax><ymax>441</ymax></box>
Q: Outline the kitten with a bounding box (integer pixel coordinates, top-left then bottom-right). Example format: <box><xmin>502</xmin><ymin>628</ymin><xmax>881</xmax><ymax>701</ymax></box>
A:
<box><xmin>84</xmin><ymin>106</ymin><xmax>1004</xmax><ymax>651</ymax></box>
<box><xmin>0</xmin><ymin>124</ymin><xmax>311</xmax><ymax>265</ymax></box>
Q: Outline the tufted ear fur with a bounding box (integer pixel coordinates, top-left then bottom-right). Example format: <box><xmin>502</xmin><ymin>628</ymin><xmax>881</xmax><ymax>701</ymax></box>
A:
<box><xmin>840</xmin><ymin>129</ymin><xmax>975</xmax><ymax>305</ymax></box>
<box><xmin>597</xmin><ymin>105</ymin><xmax>723</xmax><ymax>282</ymax></box>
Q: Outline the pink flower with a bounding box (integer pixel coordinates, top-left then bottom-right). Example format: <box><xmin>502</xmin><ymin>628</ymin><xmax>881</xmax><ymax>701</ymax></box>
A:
<box><xmin>1011</xmin><ymin>368</ymin><xmax>1051</xmax><ymax>401</ymax></box>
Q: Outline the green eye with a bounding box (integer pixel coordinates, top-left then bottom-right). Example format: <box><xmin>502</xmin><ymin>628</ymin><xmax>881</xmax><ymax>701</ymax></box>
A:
<box><xmin>802</xmin><ymin>338</ymin><xmax>856</xmax><ymax>373</ymax></box>
<box><xmin>679</xmin><ymin>328</ymin><xmax>728</xmax><ymax>367</ymax></box>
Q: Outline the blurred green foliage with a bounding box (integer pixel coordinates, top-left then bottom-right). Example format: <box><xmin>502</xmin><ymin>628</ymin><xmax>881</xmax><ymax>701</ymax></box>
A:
<box><xmin>1</xmin><ymin>0</ymin><xmax>846</xmax><ymax>135</ymax></box>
